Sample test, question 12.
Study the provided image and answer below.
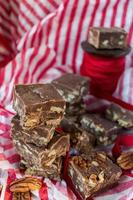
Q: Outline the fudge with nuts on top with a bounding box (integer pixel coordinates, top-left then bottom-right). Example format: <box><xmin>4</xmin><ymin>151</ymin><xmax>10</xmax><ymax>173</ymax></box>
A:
<box><xmin>105</xmin><ymin>103</ymin><xmax>133</xmax><ymax>128</ymax></box>
<box><xmin>80</xmin><ymin>114</ymin><xmax>121</xmax><ymax>146</ymax></box>
<box><xmin>68</xmin><ymin>151</ymin><xmax>122</xmax><ymax>199</ymax></box>
<box><xmin>88</xmin><ymin>27</ymin><xmax>127</xmax><ymax>49</ymax></box>
<box><xmin>52</xmin><ymin>73</ymin><xmax>90</xmax><ymax>105</ymax></box>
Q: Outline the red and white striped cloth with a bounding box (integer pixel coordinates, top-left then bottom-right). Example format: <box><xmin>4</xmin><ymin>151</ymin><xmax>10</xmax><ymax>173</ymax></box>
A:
<box><xmin>0</xmin><ymin>0</ymin><xmax>133</xmax><ymax>199</ymax></box>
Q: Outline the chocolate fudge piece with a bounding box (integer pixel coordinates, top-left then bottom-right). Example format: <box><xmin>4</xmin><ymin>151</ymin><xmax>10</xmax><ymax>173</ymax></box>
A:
<box><xmin>20</xmin><ymin>158</ymin><xmax>62</xmax><ymax>181</ymax></box>
<box><xmin>106</xmin><ymin>103</ymin><xmax>133</xmax><ymax>128</ymax></box>
<box><xmin>69</xmin><ymin>129</ymin><xmax>95</xmax><ymax>153</ymax></box>
<box><xmin>52</xmin><ymin>73</ymin><xmax>90</xmax><ymax>104</ymax></box>
<box><xmin>13</xmin><ymin>84</ymin><xmax>66</xmax><ymax>128</ymax></box>
<box><xmin>61</xmin><ymin>116</ymin><xmax>95</xmax><ymax>152</ymax></box>
<box><xmin>68</xmin><ymin>152</ymin><xmax>122</xmax><ymax>199</ymax></box>
<box><xmin>12</xmin><ymin>132</ymin><xmax>70</xmax><ymax>168</ymax></box>
<box><xmin>88</xmin><ymin>27</ymin><xmax>127</xmax><ymax>49</ymax></box>
<box><xmin>60</xmin><ymin>116</ymin><xmax>79</xmax><ymax>133</ymax></box>
<box><xmin>80</xmin><ymin>114</ymin><xmax>121</xmax><ymax>145</ymax></box>
<box><xmin>11</xmin><ymin>115</ymin><xmax>55</xmax><ymax>147</ymax></box>
<box><xmin>66</xmin><ymin>102</ymin><xmax>86</xmax><ymax>116</ymax></box>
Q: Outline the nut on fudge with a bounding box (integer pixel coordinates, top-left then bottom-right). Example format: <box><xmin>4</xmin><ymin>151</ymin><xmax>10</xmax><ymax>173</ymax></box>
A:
<box><xmin>12</xmin><ymin>132</ymin><xmax>70</xmax><ymax>168</ymax></box>
<box><xmin>13</xmin><ymin>84</ymin><xmax>66</xmax><ymax>128</ymax></box>
<box><xmin>20</xmin><ymin>158</ymin><xmax>63</xmax><ymax>180</ymax></box>
<box><xmin>80</xmin><ymin>114</ymin><xmax>121</xmax><ymax>145</ymax></box>
<box><xmin>52</xmin><ymin>73</ymin><xmax>90</xmax><ymax>105</ymax></box>
<box><xmin>68</xmin><ymin>152</ymin><xmax>122</xmax><ymax>199</ymax></box>
<box><xmin>106</xmin><ymin>103</ymin><xmax>133</xmax><ymax>128</ymax></box>
<box><xmin>88</xmin><ymin>27</ymin><xmax>127</xmax><ymax>49</ymax></box>
<box><xmin>11</xmin><ymin>115</ymin><xmax>55</xmax><ymax>147</ymax></box>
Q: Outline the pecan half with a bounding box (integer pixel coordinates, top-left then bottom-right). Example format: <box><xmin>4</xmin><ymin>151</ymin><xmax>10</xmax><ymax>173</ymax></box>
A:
<box><xmin>12</xmin><ymin>192</ymin><xmax>31</xmax><ymax>200</ymax></box>
<box><xmin>117</xmin><ymin>152</ymin><xmax>133</xmax><ymax>170</ymax></box>
<box><xmin>10</xmin><ymin>177</ymin><xmax>42</xmax><ymax>193</ymax></box>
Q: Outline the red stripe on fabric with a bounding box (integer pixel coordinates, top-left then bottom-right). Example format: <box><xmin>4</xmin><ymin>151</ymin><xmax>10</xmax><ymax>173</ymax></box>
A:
<box><xmin>0</xmin><ymin>67</ymin><xmax>5</xmax><ymax>86</ymax></box>
<box><xmin>0</xmin><ymin>22</ymin><xmax>11</xmax><ymax>36</ymax></box>
<box><xmin>1</xmin><ymin>85</ymin><xmax>10</xmax><ymax>105</ymax></box>
<box><xmin>0</xmin><ymin>132</ymin><xmax>11</xmax><ymax>139</ymax></box>
<box><xmin>10</xmin><ymin>1</ymin><xmax>19</xmax><ymax>18</ymax></box>
<box><xmin>15</xmin><ymin>49</ymin><xmax>26</xmax><ymax>84</ymax></box>
<box><xmin>12</xmin><ymin>0</ymin><xmax>19</xmax><ymax>8</ymax></box>
<box><xmin>4</xmin><ymin>143</ymin><xmax>14</xmax><ymax>151</ymax></box>
<box><xmin>20</xmin><ymin>10</ymin><xmax>34</xmax><ymax>27</ymax></box>
<box><xmin>18</xmin><ymin>20</ymin><xmax>28</xmax><ymax>39</ymax></box>
<box><xmin>72</xmin><ymin>0</ymin><xmax>90</xmax><ymax>73</ymax></box>
<box><xmin>10</xmin><ymin>59</ymin><xmax>17</xmax><ymax>83</ymax></box>
<box><xmin>37</xmin><ymin>24</ymin><xmax>43</xmax><ymax>47</ymax></box>
<box><xmin>49</xmin><ymin>0</ymin><xmax>59</xmax><ymax>8</ymax></box>
<box><xmin>55</xmin><ymin>66</ymin><xmax>68</xmax><ymax>74</ymax></box>
<box><xmin>100</xmin><ymin>0</ymin><xmax>110</xmax><ymax>26</ymax></box>
<box><xmin>4</xmin><ymin>170</ymin><xmax>16</xmax><ymax>200</ymax></box>
<box><xmin>23</xmin><ymin>47</ymin><xmax>39</xmax><ymax>83</ymax></box>
<box><xmin>36</xmin><ymin>0</ymin><xmax>49</xmax><ymax>14</ymax></box>
<box><xmin>0</xmin><ymin>111</ymin><xmax>9</xmax><ymax>118</ymax></box>
<box><xmin>37</xmin><ymin>57</ymin><xmax>56</xmax><ymax>81</ymax></box>
<box><xmin>110</xmin><ymin>0</ymin><xmax>120</xmax><ymax>26</ymax></box>
<box><xmin>0</xmin><ymin>105</ymin><xmax>14</xmax><ymax>115</ymax></box>
<box><xmin>89</xmin><ymin>0</ymin><xmax>100</xmax><ymax>27</ymax></box>
<box><xmin>54</xmin><ymin>0</ymin><xmax>69</xmax><ymax>52</ymax></box>
<box><xmin>0</xmin><ymin>12</ymin><xmax>17</xmax><ymax>31</ymax></box>
<box><xmin>6</xmin><ymin>154</ymin><xmax>20</xmax><ymax>164</ymax></box>
<box><xmin>23</xmin><ymin>31</ymin><xmax>31</xmax><ymax>50</ymax></box>
<box><xmin>128</xmin><ymin>20</ymin><xmax>133</xmax><ymax>43</ymax></box>
<box><xmin>121</xmin><ymin>0</ymin><xmax>129</xmax><ymax>27</ymax></box>
<box><xmin>0</xmin><ymin>1</ymin><xmax>9</xmax><ymax>14</ymax></box>
<box><xmin>46</xmin><ymin>16</ymin><xmax>54</xmax><ymax>44</ymax></box>
<box><xmin>31</xmin><ymin>47</ymin><xmax>49</xmax><ymax>82</ymax></box>
<box><xmin>0</xmin><ymin>123</ymin><xmax>10</xmax><ymax>132</ymax></box>
<box><xmin>39</xmin><ymin>182</ymin><xmax>48</xmax><ymax>200</ymax></box>
<box><xmin>24</xmin><ymin>0</ymin><xmax>42</xmax><ymax>21</ymax></box>
<box><xmin>128</xmin><ymin>66</ymin><xmax>133</xmax><ymax>104</ymax></box>
<box><xmin>116</xmin><ymin>3</ymin><xmax>133</xmax><ymax>102</ymax></box>
<box><xmin>62</xmin><ymin>0</ymin><xmax>79</xmax><ymax>65</ymax></box>
<box><xmin>30</xmin><ymin>24</ymin><xmax>40</xmax><ymax>47</ymax></box>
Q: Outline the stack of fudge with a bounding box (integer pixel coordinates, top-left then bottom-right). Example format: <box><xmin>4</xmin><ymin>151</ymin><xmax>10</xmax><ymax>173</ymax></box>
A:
<box><xmin>10</xmin><ymin>74</ymin><xmax>133</xmax><ymax>199</ymax></box>
<box><xmin>66</xmin><ymin>103</ymin><xmax>133</xmax><ymax>199</ymax></box>
<box><xmin>52</xmin><ymin>74</ymin><xmax>95</xmax><ymax>152</ymax></box>
<box><xmin>52</xmin><ymin>74</ymin><xmax>122</xmax><ymax>147</ymax></box>
<box><xmin>11</xmin><ymin>84</ymin><xmax>70</xmax><ymax>180</ymax></box>
<box><xmin>88</xmin><ymin>27</ymin><xmax>127</xmax><ymax>50</ymax></box>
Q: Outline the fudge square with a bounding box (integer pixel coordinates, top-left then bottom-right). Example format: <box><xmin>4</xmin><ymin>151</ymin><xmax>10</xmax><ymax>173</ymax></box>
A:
<box><xmin>13</xmin><ymin>84</ymin><xmax>66</xmax><ymax>128</ymax></box>
<box><xmin>88</xmin><ymin>27</ymin><xmax>127</xmax><ymax>49</ymax></box>
<box><xmin>105</xmin><ymin>103</ymin><xmax>133</xmax><ymax>128</ymax></box>
<box><xmin>12</xmin><ymin>132</ymin><xmax>70</xmax><ymax>168</ymax></box>
<box><xmin>80</xmin><ymin>114</ymin><xmax>121</xmax><ymax>146</ymax></box>
<box><xmin>11</xmin><ymin>115</ymin><xmax>55</xmax><ymax>147</ymax></box>
<box><xmin>52</xmin><ymin>73</ymin><xmax>90</xmax><ymax>104</ymax></box>
<box><xmin>20</xmin><ymin>157</ymin><xmax>63</xmax><ymax>181</ymax></box>
<box><xmin>68</xmin><ymin>152</ymin><xmax>122</xmax><ymax>199</ymax></box>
